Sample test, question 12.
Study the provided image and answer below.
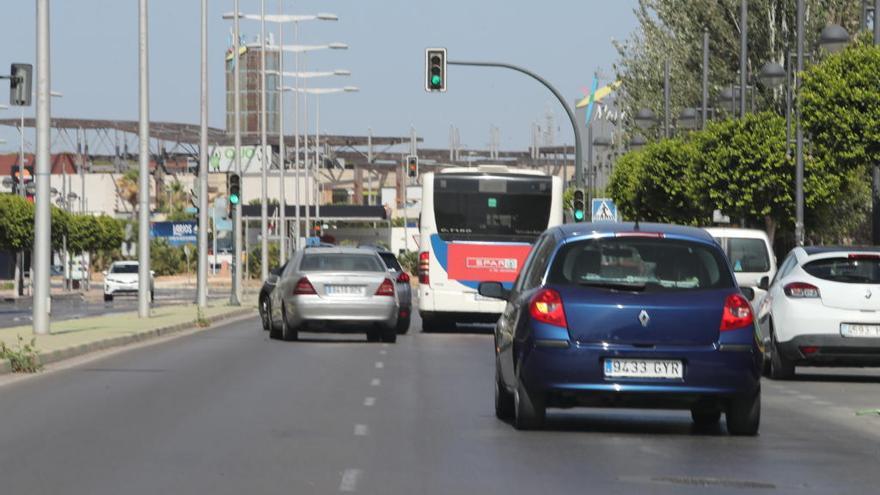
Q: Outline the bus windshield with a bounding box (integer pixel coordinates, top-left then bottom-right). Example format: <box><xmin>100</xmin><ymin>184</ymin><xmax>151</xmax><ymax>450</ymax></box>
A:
<box><xmin>434</xmin><ymin>174</ymin><xmax>552</xmax><ymax>243</ymax></box>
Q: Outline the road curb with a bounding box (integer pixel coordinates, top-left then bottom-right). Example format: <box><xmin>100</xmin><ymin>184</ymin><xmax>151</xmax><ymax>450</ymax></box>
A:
<box><xmin>0</xmin><ymin>306</ymin><xmax>256</xmax><ymax>375</ymax></box>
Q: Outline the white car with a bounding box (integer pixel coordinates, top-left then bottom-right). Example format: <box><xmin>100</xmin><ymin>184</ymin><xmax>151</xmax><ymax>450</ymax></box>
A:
<box><xmin>103</xmin><ymin>261</ymin><xmax>154</xmax><ymax>302</ymax></box>
<box><xmin>757</xmin><ymin>246</ymin><xmax>880</xmax><ymax>379</ymax></box>
<box><xmin>704</xmin><ymin>227</ymin><xmax>776</xmax><ymax>304</ymax></box>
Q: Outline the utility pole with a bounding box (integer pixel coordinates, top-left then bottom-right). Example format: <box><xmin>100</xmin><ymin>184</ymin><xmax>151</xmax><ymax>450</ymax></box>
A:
<box><xmin>259</xmin><ymin>0</ymin><xmax>269</xmax><ymax>281</ymax></box>
<box><xmin>740</xmin><ymin>0</ymin><xmax>748</xmax><ymax>119</ymax></box>
<box><xmin>702</xmin><ymin>28</ymin><xmax>709</xmax><ymax>129</ymax></box>
<box><xmin>794</xmin><ymin>0</ymin><xmax>805</xmax><ymax>246</ymax></box>
<box><xmin>196</xmin><ymin>0</ymin><xmax>209</xmax><ymax>309</ymax></box>
<box><xmin>137</xmin><ymin>0</ymin><xmax>151</xmax><ymax>318</ymax></box>
<box><xmin>231</xmin><ymin>0</ymin><xmax>243</xmax><ymax>305</ymax></box>
<box><xmin>277</xmin><ymin>0</ymin><xmax>287</xmax><ymax>263</ymax></box>
<box><xmin>873</xmin><ymin>0</ymin><xmax>880</xmax><ymax>245</ymax></box>
<box><xmin>663</xmin><ymin>60</ymin><xmax>670</xmax><ymax>138</ymax></box>
<box><xmin>33</xmin><ymin>0</ymin><xmax>52</xmax><ymax>334</ymax></box>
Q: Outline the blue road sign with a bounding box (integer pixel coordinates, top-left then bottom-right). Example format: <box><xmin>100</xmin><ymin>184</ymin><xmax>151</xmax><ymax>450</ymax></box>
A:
<box><xmin>591</xmin><ymin>198</ymin><xmax>618</xmax><ymax>222</ymax></box>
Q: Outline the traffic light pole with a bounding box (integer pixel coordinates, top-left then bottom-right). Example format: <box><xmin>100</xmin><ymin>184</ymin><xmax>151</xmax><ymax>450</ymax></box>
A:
<box><xmin>231</xmin><ymin>0</ymin><xmax>243</xmax><ymax>306</ymax></box>
<box><xmin>447</xmin><ymin>60</ymin><xmax>584</xmax><ymax>189</ymax></box>
<box><xmin>137</xmin><ymin>0</ymin><xmax>151</xmax><ymax>319</ymax></box>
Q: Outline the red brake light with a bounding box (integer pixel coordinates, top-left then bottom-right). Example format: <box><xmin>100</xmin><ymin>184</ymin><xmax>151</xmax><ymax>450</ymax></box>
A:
<box><xmin>418</xmin><ymin>251</ymin><xmax>430</xmax><ymax>285</ymax></box>
<box><xmin>849</xmin><ymin>253</ymin><xmax>880</xmax><ymax>260</ymax></box>
<box><xmin>800</xmin><ymin>346</ymin><xmax>819</xmax><ymax>355</ymax></box>
<box><xmin>720</xmin><ymin>293</ymin><xmax>754</xmax><ymax>331</ymax></box>
<box><xmin>375</xmin><ymin>278</ymin><xmax>395</xmax><ymax>296</ymax></box>
<box><xmin>615</xmin><ymin>232</ymin><xmax>665</xmax><ymax>238</ymax></box>
<box><xmin>397</xmin><ymin>272</ymin><xmax>410</xmax><ymax>283</ymax></box>
<box><xmin>529</xmin><ymin>288</ymin><xmax>567</xmax><ymax>328</ymax></box>
<box><xmin>784</xmin><ymin>282</ymin><xmax>820</xmax><ymax>298</ymax></box>
<box><xmin>293</xmin><ymin>277</ymin><xmax>316</xmax><ymax>295</ymax></box>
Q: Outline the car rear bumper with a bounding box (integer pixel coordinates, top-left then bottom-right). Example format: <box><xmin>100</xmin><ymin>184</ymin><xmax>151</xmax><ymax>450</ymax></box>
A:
<box><xmin>518</xmin><ymin>341</ymin><xmax>761</xmax><ymax>408</ymax></box>
<box><xmin>775</xmin><ymin>300</ymin><xmax>880</xmax><ymax>341</ymax></box>
<box><xmin>286</xmin><ymin>296</ymin><xmax>398</xmax><ymax>328</ymax></box>
<box><xmin>777</xmin><ymin>334</ymin><xmax>880</xmax><ymax>366</ymax></box>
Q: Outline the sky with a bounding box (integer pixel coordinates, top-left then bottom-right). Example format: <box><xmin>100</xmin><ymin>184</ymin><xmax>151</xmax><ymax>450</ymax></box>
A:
<box><xmin>0</xmin><ymin>0</ymin><xmax>639</xmax><ymax>153</ymax></box>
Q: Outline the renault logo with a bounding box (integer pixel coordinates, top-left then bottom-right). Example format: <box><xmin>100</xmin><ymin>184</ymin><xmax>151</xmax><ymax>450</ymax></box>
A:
<box><xmin>638</xmin><ymin>310</ymin><xmax>650</xmax><ymax>327</ymax></box>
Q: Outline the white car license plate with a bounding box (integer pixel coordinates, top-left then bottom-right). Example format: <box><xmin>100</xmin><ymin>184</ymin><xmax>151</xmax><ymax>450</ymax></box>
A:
<box><xmin>604</xmin><ymin>359</ymin><xmax>683</xmax><ymax>379</ymax></box>
<box><xmin>841</xmin><ymin>323</ymin><xmax>880</xmax><ymax>338</ymax></box>
<box><xmin>325</xmin><ymin>285</ymin><xmax>365</xmax><ymax>296</ymax></box>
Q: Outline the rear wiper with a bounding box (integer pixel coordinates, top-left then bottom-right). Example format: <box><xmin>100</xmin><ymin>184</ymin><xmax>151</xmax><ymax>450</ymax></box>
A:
<box><xmin>577</xmin><ymin>281</ymin><xmax>647</xmax><ymax>292</ymax></box>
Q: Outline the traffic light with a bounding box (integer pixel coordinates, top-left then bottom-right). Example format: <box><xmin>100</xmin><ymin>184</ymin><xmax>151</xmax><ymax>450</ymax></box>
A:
<box><xmin>572</xmin><ymin>189</ymin><xmax>586</xmax><ymax>222</ymax></box>
<box><xmin>406</xmin><ymin>155</ymin><xmax>419</xmax><ymax>179</ymax></box>
<box><xmin>425</xmin><ymin>48</ymin><xmax>446</xmax><ymax>92</ymax></box>
<box><xmin>9</xmin><ymin>63</ymin><xmax>33</xmax><ymax>107</ymax></box>
<box><xmin>227</xmin><ymin>173</ymin><xmax>241</xmax><ymax>207</ymax></box>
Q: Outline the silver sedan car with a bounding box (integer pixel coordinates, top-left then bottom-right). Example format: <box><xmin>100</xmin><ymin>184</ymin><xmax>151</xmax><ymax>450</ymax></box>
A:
<box><xmin>268</xmin><ymin>247</ymin><xmax>400</xmax><ymax>343</ymax></box>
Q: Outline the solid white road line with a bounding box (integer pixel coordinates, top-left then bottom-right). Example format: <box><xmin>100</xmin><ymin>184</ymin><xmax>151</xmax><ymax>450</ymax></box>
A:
<box><xmin>339</xmin><ymin>468</ymin><xmax>362</xmax><ymax>492</ymax></box>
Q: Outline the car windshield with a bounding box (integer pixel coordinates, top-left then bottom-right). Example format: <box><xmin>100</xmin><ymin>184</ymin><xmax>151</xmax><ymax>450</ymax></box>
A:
<box><xmin>725</xmin><ymin>237</ymin><xmax>770</xmax><ymax>273</ymax></box>
<box><xmin>547</xmin><ymin>237</ymin><xmax>734</xmax><ymax>291</ymax></box>
<box><xmin>378</xmin><ymin>252</ymin><xmax>402</xmax><ymax>271</ymax></box>
<box><xmin>110</xmin><ymin>264</ymin><xmax>138</xmax><ymax>274</ymax></box>
<box><xmin>803</xmin><ymin>257</ymin><xmax>880</xmax><ymax>284</ymax></box>
<box><xmin>300</xmin><ymin>253</ymin><xmax>384</xmax><ymax>272</ymax></box>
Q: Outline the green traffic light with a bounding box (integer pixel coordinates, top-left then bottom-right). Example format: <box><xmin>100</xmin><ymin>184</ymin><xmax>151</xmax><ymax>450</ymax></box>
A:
<box><xmin>431</xmin><ymin>75</ymin><xmax>442</xmax><ymax>86</ymax></box>
<box><xmin>574</xmin><ymin>210</ymin><xmax>585</xmax><ymax>221</ymax></box>
<box><xmin>229</xmin><ymin>193</ymin><xmax>240</xmax><ymax>205</ymax></box>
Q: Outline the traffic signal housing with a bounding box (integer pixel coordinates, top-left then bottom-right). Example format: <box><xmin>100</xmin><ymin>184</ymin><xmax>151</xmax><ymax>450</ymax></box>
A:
<box><xmin>227</xmin><ymin>173</ymin><xmax>241</xmax><ymax>211</ymax></box>
<box><xmin>9</xmin><ymin>63</ymin><xmax>33</xmax><ymax>107</ymax></box>
<box><xmin>406</xmin><ymin>155</ymin><xmax>419</xmax><ymax>179</ymax></box>
<box><xmin>572</xmin><ymin>189</ymin><xmax>586</xmax><ymax>222</ymax></box>
<box><xmin>425</xmin><ymin>48</ymin><xmax>446</xmax><ymax>92</ymax></box>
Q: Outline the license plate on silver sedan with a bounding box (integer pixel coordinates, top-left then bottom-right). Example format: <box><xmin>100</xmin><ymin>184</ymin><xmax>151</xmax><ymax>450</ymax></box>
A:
<box><xmin>604</xmin><ymin>359</ymin><xmax>683</xmax><ymax>379</ymax></box>
<box><xmin>325</xmin><ymin>285</ymin><xmax>365</xmax><ymax>296</ymax></box>
<box><xmin>841</xmin><ymin>323</ymin><xmax>880</xmax><ymax>338</ymax></box>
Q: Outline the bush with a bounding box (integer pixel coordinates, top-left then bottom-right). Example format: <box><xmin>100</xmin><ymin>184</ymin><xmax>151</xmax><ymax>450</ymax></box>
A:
<box><xmin>247</xmin><ymin>241</ymin><xmax>280</xmax><ymax>279</ymax></box>
<box><xmin>397</xmin><ymin>250</ymin><xmax>418</xmax><ymax>276</ymax></box>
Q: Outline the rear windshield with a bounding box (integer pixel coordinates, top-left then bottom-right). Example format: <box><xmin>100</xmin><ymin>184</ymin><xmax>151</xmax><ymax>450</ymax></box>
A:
<box><xmin>434</xmin><ymin>174</ymin><xmax>552</xmax><ymax>242</ymax></box>
<box><xmin>378</xmin><ymin>252</ymin><xmax>402</xmax><ymax>271</ymax></box>
<box><xmin>547</xmin><ymin>237</ymin><xmax>734</xmax><ymax>292</ymax></box>
<box><xmin>803</xmin><ymin>257</ymin><xmax>880</xmax><ymax>284</ymax></box>
<box><xmin>726</xmin><ymin>237</ymin><xmax>770</xmax><ymax>273</ymax></box>
<box><xmin>300</xmin><ymin>253</ymin><xmax>384</xmax><ymax>272</ymax></box>
<box><xmin>111</xmin><ymin>264</ymin><xmax>138</xmax><ymax>274</ymax></box>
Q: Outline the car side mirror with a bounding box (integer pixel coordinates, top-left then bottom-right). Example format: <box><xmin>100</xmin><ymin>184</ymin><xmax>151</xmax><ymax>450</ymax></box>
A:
<box><xmin>740</xmin><ymin>286</ymin><xmax>755</xmax><ymax>301</ymax></box>
<box><xmin>758</xmin><ymin>276</ymin><xmax>770</xmax><ymax>291</ymax></box>
<box><xmin>478</xmin><ymin>281</ymin><xmax>509</xmax><ymax>301</ymax></box>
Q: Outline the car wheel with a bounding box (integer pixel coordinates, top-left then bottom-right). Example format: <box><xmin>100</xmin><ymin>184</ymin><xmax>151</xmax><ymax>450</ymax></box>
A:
<box><xmin>396</xmin><ymin>315</ymin><xmax>411</xmax><ymax>335</ymax></box>
<box><xmin>260</xmin><ymin>297</ymin><xmax>271</xmax><ymax>331</ymax></box>
<box><xmin>495</xmin><ymin>368</ymin><xmax>515</xmax><ymax>420</ymax></box>
<box><xmin>726</xmin><ymin>388</ymin><xmax>761</xmax><ymax>436</ymax></box>
<box><xmin>513</xmin><ymin>379</ymin><xmax>545</xmax><ymax>430</ymax></box>
<box><xmin>103</xmin><ymin>294</ymin><xmax>113</xmax><ymax>302</ymax></box>
<box><xmin>769</xmin><ymin>327</ymin><xmax>795</xmax><ymax>380</ymax></box>
<box><xmin>691</xmin><ymin>408</ymin><xmax>722</xmax><ymax>426</ymax></box>
<box><xmin>281</xmin><ymin>305</ymin><xmax>299</xmax><ymax>342</ymax></box>
<box><xmin>150</xmin><ymin>290</ymin><xmax>155</xmax><ymax>302</ymax></box>
<box><xmin>269</xmin><ymin>304</ymin><xmax>283</xmax><ymax>340</ymax></box>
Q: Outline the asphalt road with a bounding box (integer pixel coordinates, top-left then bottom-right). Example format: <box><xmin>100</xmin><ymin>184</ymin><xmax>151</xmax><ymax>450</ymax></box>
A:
<box><xmin>1</xmin><ymin>314</ymin><xmax>879</xmax><ymax>494</ymax></box>
<box><xmin>0</xmin><ymin>288</ymin><xmax>231</xmax><ymax>329</ymax></box>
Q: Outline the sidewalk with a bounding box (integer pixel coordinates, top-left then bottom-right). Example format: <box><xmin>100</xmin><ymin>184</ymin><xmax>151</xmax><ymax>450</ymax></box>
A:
<box><xmin>0</xmin><ymin>301</ymin><xmax>257</xmax><ymax>374</ymax></box>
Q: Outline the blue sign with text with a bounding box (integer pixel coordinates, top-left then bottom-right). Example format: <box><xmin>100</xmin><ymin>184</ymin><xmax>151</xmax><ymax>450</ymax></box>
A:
<box><xmin>150</xmin><ymin>221</ymin><xmax>198</xmax><ymax>246</ymax></box>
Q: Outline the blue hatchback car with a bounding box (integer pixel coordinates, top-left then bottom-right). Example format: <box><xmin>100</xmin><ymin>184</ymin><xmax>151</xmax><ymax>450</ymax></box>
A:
<box><xmin>478</xmin><ymin>222</ymin><xmax>762</xmax><ymax>435</ymax></box>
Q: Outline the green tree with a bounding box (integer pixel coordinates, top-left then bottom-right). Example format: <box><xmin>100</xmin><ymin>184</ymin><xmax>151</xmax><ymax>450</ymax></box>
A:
<box><xmin>66</xmin><ymin>214</ymin><xmax>101</xmax><ymax>255</ymax></box>
<box><xmin>247</xmin><ymin>241</ymin><xmax>280</xmax><ymax>279</ymax></box>
<box><xmin>0</xmin><ymin>194</ymin><xmax>35</xmax><ymax>251</ymax></box>
<box><xmin>50</xmin><ymin>206</ymin><xmax>69</xmax><ymax>251</ymax></box>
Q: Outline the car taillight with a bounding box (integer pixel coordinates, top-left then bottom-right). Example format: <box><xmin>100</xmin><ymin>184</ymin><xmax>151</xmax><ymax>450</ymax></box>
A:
<box><xmin>418</xmin><ymin>251</ymin><xmax>430</xmax><ymax>285</ymax></box>
<box><xmin>397</xmin><ymin>272</ymin><xmax>410</xmax><ymax>283</ymax></box>
<box><xmin>784</xmin><ymin>282</ymin><xmax>820</xmax><ymax>298</ymax></box>
<box><xmin>849</xmin><ymin>253</ymin><xmax>880</xmax><ymax>260</ymax></box>
<box><xmin>529</xmin><ymin>288</ymin><xmax>567</xmax><ymax>328</ymax></box>
<box><xmin>375</xmin><ymin>279</ymin><xmax>395</xmax><ymax>296</ymax></box>
<box><xmin>720</xmin><ymin>293</ymin><xmax>754</xmax><ymax>331</ymax></box>
<box><xmin>293</xmin><ymin>277</ymin><xmax>316</xmax><ymax>295</ymax></box>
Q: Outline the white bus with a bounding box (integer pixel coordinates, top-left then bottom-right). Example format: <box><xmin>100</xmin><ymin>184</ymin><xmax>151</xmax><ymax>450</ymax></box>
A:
<box><xmin>417</xmin><ymin>165</ymin><xmax>563</xmax><ymax>331</ymax></box>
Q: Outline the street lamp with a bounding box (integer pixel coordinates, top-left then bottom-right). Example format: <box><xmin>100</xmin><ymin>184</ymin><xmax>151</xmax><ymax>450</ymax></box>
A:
<box><xmin>757</xmin><ymin>61</ymin><xmax>785</xmax><ymax>87</ymax></box>
<box><xmin>634</xmin><ymin>108</ymin><xmax>657</xmax><ymax>130</ymax></box>
<box><xmin>629</xmin><ymin>134</ymin><xmax>647</xmax><ymax>151</ymax></box>
<box><xmin>818</xmin><ymin>24</ymin><xmax>850</xmax><ymax>53</ymax></box>
<box><xmin>677</xmin><ymin>107</ymin><xmax>699</xmax><ymax>130</ymax></box>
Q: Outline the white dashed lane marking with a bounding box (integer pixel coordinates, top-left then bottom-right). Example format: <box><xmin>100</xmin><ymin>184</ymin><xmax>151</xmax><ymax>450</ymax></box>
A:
<box><xmin>354</xmin><ymin>424</ymin><xmax>368</xmax><ymax>436</ymax></box>
<box><xmin>364</xmin><ymin>397</ymin><xmax>376</xmax><ymax>407</ymax></box>
<box><xmin>375</xmin><ymin>361</ymin><xmax>384</xmax><ymax>369</ymax></box>
<box><xmin>339</xmin><ymin>468</ymin><xmax>362</xmax><ymax>492</ymax></box>
<box><xmin>370</xmin><ymin>378</ymin><xmax>381</xmax><ymax>387</ymax></box>
<box><xmin>379</xmin><ymin>349</ymin><xmax>387</xmax><ymax>355</ymax></box>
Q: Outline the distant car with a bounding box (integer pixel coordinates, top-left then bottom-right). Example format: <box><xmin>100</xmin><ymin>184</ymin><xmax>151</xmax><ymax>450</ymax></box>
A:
<box><xmin>704</xmin><ymin>227</ymin><xmax>777</xmax><ymax>304</ymax></box>
<box><xmin>479</xmin><ymin>223</ymin><xmax>762</xmax><ymax>434</ymax></box>
<box><xmin>268</xmin><ymin>247</ymin><xmax>400</xmax><ymax>343</ymax></box>
<box><xmin>757</xmin><ymin>246</ymin><xmax>880</xmax><ymax>379</ymax></box>
<box><xmin>103</xmin><ymin>261</ymin><xmax>154</xmax><ymax>302</ymax></box>
<box><xmin>359</xmin><ymin>245</ymin><xmax>413</xmax><ymax>334</ymax></box>
<box><xmin>259</xmin><ymin>261</ymin><xmax>288</xmax><ymax>331</ymax></box>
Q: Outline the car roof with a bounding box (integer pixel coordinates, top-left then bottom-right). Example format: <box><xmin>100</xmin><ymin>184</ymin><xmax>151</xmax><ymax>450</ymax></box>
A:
<box><xmin>802</xmin><ymin>246</ymin><xmax>880</xmax><ymax>256</ymax></box>
<box><xmin>302</xmin><ymin>247</ymin><xmax>379</xmax><ymax>255</ymax></box>
<box><xmin>358</xmin><ymin>244</ymin><xmax>391</xmax><ymax>253</ymax></box>
<box><xmin>702</xmin><ymin>227</ymin><xmax>770</xmax><ymax>240</ymax></box>
<box><xmin>553</xmin><ymin>222</ymin><xmax>716</xmax><ymax>243</ymax></box>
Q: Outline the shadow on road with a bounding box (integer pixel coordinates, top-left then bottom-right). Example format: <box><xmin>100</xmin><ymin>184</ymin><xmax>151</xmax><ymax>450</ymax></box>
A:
<box><xmin>420</xmin><ymin>323</ymin><xmax>495</xmax><ymax>335</ymax></box>
<box><xmin>787</xmin><ymin>371</ymin><xmax>880</xmax><ymax>384</ymax></box>
<box><xmin>502</xmin><ymin>410</ymin><xmax>729</xmax><ymax>436</ymax></box>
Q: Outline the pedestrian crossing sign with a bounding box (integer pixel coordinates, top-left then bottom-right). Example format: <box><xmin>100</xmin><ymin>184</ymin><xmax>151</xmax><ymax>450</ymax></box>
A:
<box><xmin>591</xmin><ymin>198</ymin><xmax>618</xmax><ymax>222</ymax></box>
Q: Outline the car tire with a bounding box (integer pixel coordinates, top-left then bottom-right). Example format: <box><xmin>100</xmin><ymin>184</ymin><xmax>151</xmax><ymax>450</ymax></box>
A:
<box><xmin>260</xmin><ymin>297</ymin><xmax>271</xmax><ymax>331</ymax></box>
<box><xmin>513</xmin><ymin>379</ymin><xmax>545</xmax><ymax>430</ymax></box>
<box><xmin>281</xmin><ymin>305</ymin><xmax>299</xmax><ymax>342</ymax></box>
<box><xmin>103</xmin><ymin>294</ymin><xmax>113</xmax><ymax>302</ymax></box>
<box><xmin>495</xmin><ymin>369</ymin><xmax>515</xmax><ymax>420</ymax></box>
<box><xmin>769</xmin><ymin>326</ymin><xmax>795</xmax><ymax>380</ymax></box>
<box><xmin>150</xmin><ymin>290</ymin><xmax>155</xmax><ymax>302</ymax></box>
<box><xmin>691</xmin><ymin>408</ymin><xmax>722</xmax><ymax>426</ymax></box>
<box><xmin>726</xmin><ymin>388</ymin><xmax>761</xmax><ymax>436</ymax></box>
<box><xmin>396</xmin><ymin>315</ymin><xmax>411</xmax><ymax>335</ymax></box>
<box><xmin>381</xmin><ymin>326</ymin><xmax>397</xmax><ymax>344</ymax></box>
<box><xmin>269</xmin><ymin>305</ymin><xmax>283</xmax><ymax>340</ymax></box>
